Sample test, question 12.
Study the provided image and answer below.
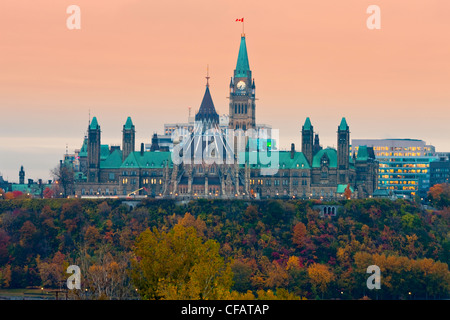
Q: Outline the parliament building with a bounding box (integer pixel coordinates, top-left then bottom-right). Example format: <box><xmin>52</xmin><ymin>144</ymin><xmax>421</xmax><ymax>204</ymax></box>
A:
<box><xmin>70</xmin><ymin>33</ymin><xmax>379</xmax><ymax>199</ymax></box>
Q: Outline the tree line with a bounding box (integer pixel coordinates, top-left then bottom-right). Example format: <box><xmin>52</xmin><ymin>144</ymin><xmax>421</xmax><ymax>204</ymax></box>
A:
<box><xmin>0</xmin><ymin>192</ymin><xmax>448</xmax><ymax>299</ymax></box>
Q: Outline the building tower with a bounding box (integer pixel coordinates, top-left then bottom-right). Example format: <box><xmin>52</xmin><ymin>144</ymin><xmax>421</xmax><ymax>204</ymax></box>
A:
<box><xmin>337</xmin><ymin>117</ymin><xmax>350</xmax><ymax>184</ymax></box>
<box><xmin>122</xmin><ymin>116</ymin><xmax>135</xmax><ymax>161</ymax></box>
<box><xmin>150</xmin><ymin>133</ymin><xmax>160</xmax><ymax>151</ymax></box>
<box><xmin>301</xmin><ymin>117</ymin><xmax>314</xmax><ymax>165</ymax></box>
<box><xmin>313</xmin><ymin>133</ymin><xmax>322</xmax><ymax>156</ymax></box>
<box><xmin>19</xmin><ymin>166</ymin><xmax>25</xmax><ymax>185</ymax></box>
<box><xmin>87</xmin><ymin>117</ymin><xmax>101</xmax><ymax>183</ymax></box>
<box><xmin>228</xmin><ymin>33</ymin><xmax>256</xmax><ymax>131</ymax></box>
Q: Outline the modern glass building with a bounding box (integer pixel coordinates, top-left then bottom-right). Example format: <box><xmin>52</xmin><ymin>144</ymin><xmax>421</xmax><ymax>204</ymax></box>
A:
<box><xmin>351</xmin><ymin>139</ymin><xmax>438</xmax><ymax>199</ymax></box>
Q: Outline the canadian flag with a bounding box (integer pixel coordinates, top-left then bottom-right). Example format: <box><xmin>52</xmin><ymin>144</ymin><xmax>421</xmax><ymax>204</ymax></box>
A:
<box><xmin>236</xmin><ymin>18</ymin><xmax>244</xmax><ymax>22</ymax></box>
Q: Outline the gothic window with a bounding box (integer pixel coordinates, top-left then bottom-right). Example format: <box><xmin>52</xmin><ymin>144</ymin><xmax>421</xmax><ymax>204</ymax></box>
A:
<box><xmin>245</xmin><ymin>104</ymin><xmax>247</xmax><ymax>113</ymax></box>
<box><xmin>243</xmin><ymin>124</ymin><xmax>246</xmax><ymax>130</ymax></box>
<box><xmin>235</xmin><ymin>104</ymin><xmax>237</xmax><ymax>114</ymax></box>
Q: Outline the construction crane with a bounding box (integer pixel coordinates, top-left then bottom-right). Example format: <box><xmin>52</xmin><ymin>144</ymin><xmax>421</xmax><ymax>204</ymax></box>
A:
<box><xmin>127</xmin><ymin>187</ymin><xmax>148</xmax><ymax>197</ymax></box>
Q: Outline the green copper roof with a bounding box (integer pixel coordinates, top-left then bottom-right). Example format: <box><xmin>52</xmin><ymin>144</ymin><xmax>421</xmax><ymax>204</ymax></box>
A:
<box><xmin>303</xmin><ymin>117</ymin><xmax>312</xmax><ymax>131</ymax></box>
<box><xmin>238</xmin><ymin>151</ymin><xmax>311</xmax><ymax>169</ymax></box>
<box><xmin>356</xmin><ymin>145</ymin><xmax>369</xmax><ymax>161</ymax></box>
<box><xmin>235</xmin><ymin>36</ymin><xmax>250</xmax><ymax>77</ymax></box>
<box><xmin>100</xmin><ymin>145</ymin><xmax>110</xmax><ymax>160</ymax></box>
<box><xmin>79</xmin><ymin>137</ymin><xmax>88</xmax><ymax>157</ymax></box>
<box><xmin>312</xmin><ymin>148</ymin><xmax>338</xmax><ymax>168</ymax></box>
<box><xmin>124</xmin><ymin>116</ymin><xmax>134</xmax><ymax>130</ymax></box>
<box><xmin>100</xmin><ymin>149</ymin><xmax>123</xmax><ymax>169</ymax></box>
<box><xmin>339</xmin><ymin>117</ymin><xmax>348</xmax><ymax>131</ymax></box>
<box><xmin>90</xmin><ymin>117</ymin><xmax>99</xmax><ymax>130</ymax></box>
<box><xmin>121</xmin><ymin>151</ymin><xmax>173</xmax><ymax>169</ymax></box>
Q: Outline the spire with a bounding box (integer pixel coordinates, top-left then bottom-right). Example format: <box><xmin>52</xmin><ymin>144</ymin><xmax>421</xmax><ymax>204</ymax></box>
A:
<box><xmin>124</xmin><ymin>116</ymin><xmax>134</xmax><ymax>130</ymax></box>
<box><xmin>90</xmin><ymin>116</ymin><xmax>99</xmax><ymax>130</ymax></box>
<box><xmin>195</xmin><ymin>85</ymin><xmax>219</xmax><ymax>125</ymax></box>
<box><xmin>235</xmin><ymin>35</ymin><xmax>250</xmax><ymax>78</ymax></box>
<box><xmin>339</xmin><ymin>117</ymin><xmax>349</xmax><ymax>131</ymax></box>
<box><xmin>303</xmin><ymin>117</ymin><xmax>312</xmax><ymax>131</ymax></box>
<box><xmin>206</xmin><ymin>64</ymin><xmax>210</xmax><ymax>87</ymax></box>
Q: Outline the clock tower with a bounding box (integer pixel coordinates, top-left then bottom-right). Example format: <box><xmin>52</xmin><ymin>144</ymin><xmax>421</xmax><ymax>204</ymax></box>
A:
<box><xmin>229</xmin><ymin>33</ymin><xmax>256</xmax><ymax>131</ymax></box>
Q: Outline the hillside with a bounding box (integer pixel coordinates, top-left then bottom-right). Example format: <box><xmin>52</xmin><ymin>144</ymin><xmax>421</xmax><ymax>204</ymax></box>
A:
<box><xmin>0</xmin><ymin>198</ymin><xmax>448</xmax><ymax>299</ymax></box>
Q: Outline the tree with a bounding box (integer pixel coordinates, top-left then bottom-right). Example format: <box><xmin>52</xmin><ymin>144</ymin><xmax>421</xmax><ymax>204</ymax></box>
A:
<box><xmin>292</xmin><ymin>222</ymin><xmax>307</xmax><ymax>248</ymax></box>
<box><xmin>51</xmin><ymin>164</ymin><xmax>75</xmax><ymax>197</ymax></box>
<box><xmin>307</xmin><ymin>263</ymin><xmax>334</xmax><ymax>299</ymax></box>
<box><xmin>428</xmin><ymin>183</ymin><xmax>450</xmax><ymax>209</ymax></box>
<box><xmin>43</xmin><ymin>187</ymin><xmax>54</xmax><ymax>199</ymax></box>
<box><xmin>131</xmin><ymin>224</ymin><xmax>233</xmax><ymax>300</ymax></box>
<box><xmin>36</xmin><ymin>252</ymin><xmax>68</xmax><ymax>288</ymax></box>
<box><xmin>344</xmin><ymin>184</ymin><xmax>352</xmax><ymax>200</ymax></box>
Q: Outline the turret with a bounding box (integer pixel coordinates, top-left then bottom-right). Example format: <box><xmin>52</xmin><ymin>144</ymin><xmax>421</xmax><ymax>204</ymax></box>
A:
<box><xmin>122</xmin><ymin>116</ymin><xmax>135</xmax><ymax>161</ymax></box>
<box><xmin>87</xmin><ymin>117</ymin><xmax>101</xmax><ymax>183</ymax></box>
<box><xmin>301</xmin><ymin>117</ymin><xmax>314</xmax><ymax>165</ymax></box>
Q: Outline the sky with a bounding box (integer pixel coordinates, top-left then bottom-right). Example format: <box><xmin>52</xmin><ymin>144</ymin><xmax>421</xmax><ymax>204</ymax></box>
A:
<box><xmin>0</xmin><ymin>0</ymin><xmax>449</xmax><ymax>182</ymax></box>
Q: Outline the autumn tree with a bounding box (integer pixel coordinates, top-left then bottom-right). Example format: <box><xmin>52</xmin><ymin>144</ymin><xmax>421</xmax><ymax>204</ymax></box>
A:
<box><xmin>36</xmin><ymin>251</ymin><xmax>68</xmax><ymax>288</ymax></box>
<box><xmin>428</xmin><ymin>183</ymin><xmax>450</xmax><ymax>209</ymax></box>
<box><xmin>71</xmin><ymin>244</ymin><xmax>136</xmax><ymax>300</ymax></box>
<box><xmin>131</xmin><ymin>223</ymin><xmax>233</xmax><ymax>300</ymax></box>
<box><xmin>344</xmin><ymin>184</ymin><xmax>352</xmax><ymax>200</ymax></box>
<box><xmin>43</xmin><ymin>187</ymin><xmax>54</xmax><ymax>199</ymax></box>
<box><xmin>292</xmin><ymin>222</ymin><xmax>307</xmax><ymax>248</ymax></box>
<box><xmin>307</xmin><ymin>263</ymin><xmax>334</xmax><ymax>299</ymax></box>
<box><xmin>178</xmin><ymin>212</ymin><xmax>206</xmax><ymax>237</ymax></box>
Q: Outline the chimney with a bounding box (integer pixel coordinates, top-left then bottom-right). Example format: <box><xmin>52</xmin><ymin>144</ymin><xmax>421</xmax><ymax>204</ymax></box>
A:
<box><xmin>290</xmin><ymin>143</ymin><xmax>295</xmax><ymax>159</ymax></box>
<box><xmin>140</xmin><ymin>143</ymin><xmax>144</xmax><ymax>156</ymax></box>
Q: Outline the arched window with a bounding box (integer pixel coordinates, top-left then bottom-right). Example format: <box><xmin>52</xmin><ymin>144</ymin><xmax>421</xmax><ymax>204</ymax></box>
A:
<box><xmin>235</xmin><ymin>104</ymin><xmax>237</xmax><ymax>114</ymax></box>
<box><xmin>245</xmin><ymin>104</ymin><xmax>247</xmax><ymax>114</ymax></box>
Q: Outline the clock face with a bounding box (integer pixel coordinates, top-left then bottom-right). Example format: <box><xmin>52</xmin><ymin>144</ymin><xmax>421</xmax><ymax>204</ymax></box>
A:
<box><xmin>237</xmin><ymin>80</ymin><xmax>246</xmax><ymax>90</ymax></box>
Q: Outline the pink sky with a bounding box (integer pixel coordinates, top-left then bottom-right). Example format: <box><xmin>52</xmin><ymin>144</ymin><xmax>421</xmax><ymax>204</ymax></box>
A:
<box><xmin>0</xmin><ymin>0</ymin><xmax>449</xmax><ymax>181</ymax></box>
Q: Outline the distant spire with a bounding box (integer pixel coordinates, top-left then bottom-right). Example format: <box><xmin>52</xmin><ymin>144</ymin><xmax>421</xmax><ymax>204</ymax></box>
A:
<box><xmin>303</xmin><ymin>117</ymin><xmax>312</xmax><ymax>131</ymax></box>
<box><xmin>206</xmin><ymin>64</ymin><xmax>210</xmax><ymax>87</ymax></box>
<box><xmin>339</xmin><ymin>117</ymin><xmax>349</xmax><ymax>131</ymax></box>
<box><xmin>124</xmin><ymin>116</ymin><xmax>134</xmax><ymax>130</ymax></box>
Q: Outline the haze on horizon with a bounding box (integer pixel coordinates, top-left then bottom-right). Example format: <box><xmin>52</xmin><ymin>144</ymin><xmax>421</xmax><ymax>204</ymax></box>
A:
<box><xmin>0</xmin><ymin>0</ymin><xmax>449</xmax><ymax>182</ymax></box>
